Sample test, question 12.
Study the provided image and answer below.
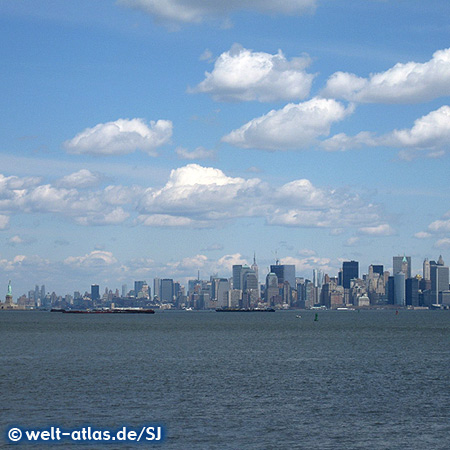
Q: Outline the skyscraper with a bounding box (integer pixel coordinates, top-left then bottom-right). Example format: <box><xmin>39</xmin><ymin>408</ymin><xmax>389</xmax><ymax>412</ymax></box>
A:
<box><xmin>270</xmin><ymin>264</ymin><xmax>296</xmax><ymax>287</ymax></box>
<box><xmin>232</xmin><ymin>265</ymin><xmax>243</xmax><ymax>290</ymax></box>
<box><xmin>430</xmin><ymin>262</ymin><xmax>449</xmax><ymax>304</ymax></box>
<box><xmin>134</xmin><ymin>281</ymin><xmax>146</xmax><ymax>296</ymax></box>
<box><xmin>393</xmin><ymin>256</ymin><xmax>411</xmax><ymax>278</ymax></box>
<box><xmin>423</xmin><ymin>258</ymin><xmax>430</xmax><ymax>281</ymax></box>
<box><xmin>91</xmin><ymin>284</ymin><xmax>100</xmax><ymax>302</ymax></box>
<box><xmin>160</xmin><ymin>279</ymin><xmax>174</xmax><ymax>303</ymax></box>
<box><xmin>342</xmin><ymin>261</ymin><xmax>359</xmax><ymax>289</ymax></box>
<box><xmin>394</xmin><ymin>272</ymin><xmax>405</xmax><ymax>306</ymax></box>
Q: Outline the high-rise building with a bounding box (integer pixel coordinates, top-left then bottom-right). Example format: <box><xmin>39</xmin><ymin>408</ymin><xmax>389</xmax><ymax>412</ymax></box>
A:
<box><xmin>232</xmin><ymin>265</ymin><xmax>243</xmax><ymax>290</ymax></box>
<box><xmin>430</xmin><ymin>262</ymin><xmax>449</xmax><ymax>304</ymax></box>
<box><xmin>371</xmin><ymin>265</ymin><xmax>384</xmax><ymax>276</ymax></box>
<box><xmin>121</xmin><ymin>284</ymin><xmax>127</xmax><ymax>297</ymax></box>
<box><xmin>393</xmin><ymin>256</ymin><xmax>411</xmax><ymax>279</ymax></box>
<box><xmin>342</xmin><ymin>261</ymin><xmax>359</xmax><ymax>289</ymax></box>
<box><xmin>265</xmin><ymin>272</ymin><xmax>279</xmax><ymax>305</ymax></box>
<box><xmin>406</xmin><ymin>277</ymin><xmax>419</xmax><ymax>307</ymax></box>
<box><xmin>270</xmin><ymin>264</ymin><xmax>296</xmax><ymax>287</ymax></box>
<box><xmin>251</xmin><ymin>253</ymin><xmax>259</xmax><ymax>285</ymax></box>
<box><xmin>153</xmin><ymin>278</ymin><xmax>161</xmax><ymax>300</ymax></box>
<box><xmin>394</xmin><ymin>272</ymin><xmax>405</xmax><ymax>306</ymax></box>
<box><xmin>423</xmin><ymin>258</ymin><xmax>430</xmax><ymax>281</ymax></box>
<box><xmin>216</xmin><ymin>279</ymin><xmax>229</xmax><ymax>308</ymax></box>
<box><xmin>160</xmin><ymin>279</ymin><xmax>174</xmax><ymax>303</ymax></box>
<box><xmin>91</xmin><ymin>284</ymin><xmax>100</xmax><ymax>302</ymax></box>
<box><xmin>134</xmin><ymin>281</ymin><xmax>146</xmax><ymax>297</ymax></box>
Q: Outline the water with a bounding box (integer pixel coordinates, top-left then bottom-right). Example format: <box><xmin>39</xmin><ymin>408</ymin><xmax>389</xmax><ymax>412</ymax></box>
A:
<box><xmin>1</xmin><ymin>310</ymin><xmax>449</xmax><ymax>449</ymax></box>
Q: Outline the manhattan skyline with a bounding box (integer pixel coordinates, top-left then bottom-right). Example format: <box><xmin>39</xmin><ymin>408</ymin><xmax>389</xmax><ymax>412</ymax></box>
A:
<box><xmin>1</xmin><ymin>1</ymin><xmax>449</xmax><ymax>294</ymax></box>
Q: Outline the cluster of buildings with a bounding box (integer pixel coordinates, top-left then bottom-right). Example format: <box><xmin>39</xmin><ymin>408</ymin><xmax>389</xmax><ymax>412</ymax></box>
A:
<box><xmin>2</xmin><ymin>254</ymin><xmax>449</xmax><ymax>311</ymax></box>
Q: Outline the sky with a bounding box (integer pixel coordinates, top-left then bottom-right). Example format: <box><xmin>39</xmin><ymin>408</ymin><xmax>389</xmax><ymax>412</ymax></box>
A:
<box><xmin>1</xmin><ymin>0</ymin><xmax>449</xmax><ymax>296</ymax></box>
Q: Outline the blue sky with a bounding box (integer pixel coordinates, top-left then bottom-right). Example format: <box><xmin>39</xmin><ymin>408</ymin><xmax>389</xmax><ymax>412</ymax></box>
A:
<box><xmin>1</xmin><ymin>0</ymin><xmax>449</xmax><ymax>295</ymax></box>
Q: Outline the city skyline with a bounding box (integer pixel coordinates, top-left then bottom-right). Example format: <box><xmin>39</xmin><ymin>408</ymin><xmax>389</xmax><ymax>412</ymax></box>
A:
<box><xmin>1</xmin><ymin>1</ymin><xmax>449</xmax><ymax>294</ymax></box>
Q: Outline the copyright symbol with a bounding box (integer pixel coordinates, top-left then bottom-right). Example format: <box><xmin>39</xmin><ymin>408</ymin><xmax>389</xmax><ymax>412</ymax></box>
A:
<box><xmin>8</xmin><ymin>428</ymin><xmax>22</xmax><ymax>442</ymax></box>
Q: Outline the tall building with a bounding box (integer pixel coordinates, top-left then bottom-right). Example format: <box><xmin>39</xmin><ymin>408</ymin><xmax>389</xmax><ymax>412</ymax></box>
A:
<box><xmin>393</xmin><ymin>256</ymin><xmax>411</xmax><ymax>279</ymax></box>
<box><xmin>423</xmin><ymin>258</ymin><xmax>430</xmax><ymax>281</ymax></box>
<box><xmin>430</xmin><ymin>262</ymin><xmax>449</xmax><ymax>304</ymax></box>
<box><xmin>342</xmin><ymin>261</ymin><xmax>359</xmax><ymax>289</ymax></box>
<box><xmin>265</xmin><ymin>272</ymin><xmax>279</xmax><ymax>305</ymax></box>
<box><xmin>134</xmin><ymin>281</ymin><xmax>146</xmax><ymax>297</ymax></box>
<box><xmin>160</xmin><ymin>279</ymin><xmax>174</xmax><ymax>303</ymax></box>
<box><xmin>121</xmin><ymin>284</ymin><xmax>127</xmax><ymax>297</ymax></box>
<box><xmin>91</xmin><ymin>284</ymin><xmax>100</xmax><ymax>302</ymax></box>
<box><xmin>153</xmin><ymin>278</ymin><xmax>161</xmax><ymax>300</ymax></box>
<box><xmin>371</xmin><ymin>265</ymin><xmax>384</xmax><ymax>276</ymax></box>
<box><xmin>232</xmin><ymin>265</ymin><xmax>243</xmax><ymax>290</ymax></box>
<box><xmin>216</xmin><ymin>279</ymin><xmax>229</xmax><ymax>308</ymax></box>
<box><xmin>251</xmin><ymin>253</ymin><xmax>259</xmax><ymax>285</ymax></box>
<box><xmin>270</xmin><ymin>264</ymin><xmax>296</xmax><ymax>287</ymax></box>
<box><xmin>406</xmin><ymin>277</ymin><xmax>419</xmax><ymax>307</ymax></box>
<box><xmin>394</xmin><ymin>272</ymin><xmax>405</xmax><ymax>306</ymax></box>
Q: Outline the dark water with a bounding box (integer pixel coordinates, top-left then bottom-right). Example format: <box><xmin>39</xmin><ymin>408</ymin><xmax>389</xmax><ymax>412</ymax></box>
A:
<box><xmin>1</xmin><ymin>310</ymin><xmax>449</xmax><ymax>449</ymax></box>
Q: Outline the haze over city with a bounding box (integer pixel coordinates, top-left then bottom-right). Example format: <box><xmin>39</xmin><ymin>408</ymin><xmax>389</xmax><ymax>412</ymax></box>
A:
<box><xmin>1</xmin><ymin>0</ymin><xmax>449</xmax><ymax>295</ymax></box>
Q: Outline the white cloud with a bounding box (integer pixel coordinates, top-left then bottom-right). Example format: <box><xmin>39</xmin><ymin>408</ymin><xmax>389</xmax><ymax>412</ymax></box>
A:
<box><xmin>64</xmin><ymin>250</ymin><xmax>118</xmax><ymax>268</ymax></box>
<box><xmin>414</xmin><ymin>231</ymin><xmax>432</xmax><ymax>239</ymax></box>
<box><xmin>321</xmin><ymin>106</ymin><xmax>450</xmax><ymax>158</ymax></box>
<box><xmin>9</xmin><ymin>235</ymin><xmax>24</xmax><ymax>245</ymax></box>
<box><xmin>190</xmin><ymin>44</ymin><xmax>315</xmax><ymax>102</ymax></box>
<box><xmin>117</xmin><ymin>0</ymin><xmax>317</xmax><ymax>25</ymax></box>
<box><xmin>358</xmin><ymin>224</ymin><xmax>395</xmax><ymax>236</ymax></box>
<box><xmin>322</xmin><ymin>48</ymin><xmax>450</xmax><ymax>103</ymax></box>
<box><xmin>0</xmin><ymin>165</ymin><xmax>389</xmax><ymax>233</ymax></box>
<box><xmin>222</xmin><ymin>98</ymin><xmax>353</xmax><ymax>150</ymax></box>
<box><xmin>139</xmin><ymin>164</ymin><xmax>263</xmax><ymax>223</ymax></box>
<box><xmin>434</xmin><ymin>238</ymin><xmax>450</xmax><ymax>249</ymax></box>
<box><xmin>57</xmin><ymin>169</ymin><xmax>103</xmax><ymax>189</ymax></box>
<box><xmin>345</xmin><ymin>237</ymin><xmax>360</xmax><ymax>247</ymax></box>
<box><xmin>175</xmin><ymin>146</ymin><xmax>216</xmax><ymax>160</ymax></box>
<box><xmin>137</xmin><ymin>214</ymin><xmax>197</xmax><ymax>227</ymax></box>
<box><xmin>0</xmin><ymin>215</ymin><xmax>9</xmax><ymax>230</ymax></box>
<box><xmin>428</xmin><ymin>218</ymin><xmax>450</xmax><ymax>233</ymax></box>
<box><xmin>280</xmin><ymin>256</ymin><xmax>336</xmax><ymax>275</ymax></box>
<box><xmin>64</xmin><ymin>118</ymin><xmax>172</xmax><ymax>156</ymax></box>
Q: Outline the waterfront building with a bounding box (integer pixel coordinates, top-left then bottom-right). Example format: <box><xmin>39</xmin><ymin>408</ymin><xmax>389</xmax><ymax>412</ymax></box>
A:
<box><xmin>394</xmin><ymin>272</ymin><xmax>406</xmax><ymax>306</ymax></box>
<box><xmin>342</xmin><ymin>261</ymin><xmax>359</xmax><ymax>289</ymax></box>
<box><xmin>393</xmin><ymin>256</ymin><xmax>411</xmax><ymax>279</ymax></box>
<box><xmin>91</xmin><ymin>284</ymin><xmax>100</xmax><ymax>302</ymax></box>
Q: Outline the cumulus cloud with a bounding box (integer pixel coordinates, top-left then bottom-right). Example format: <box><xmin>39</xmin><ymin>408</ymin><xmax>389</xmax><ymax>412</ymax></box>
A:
<box><xmin>0</xmin><ymin>165</ymin><xmax>390</xmax><ymax>233</ymax></box>
<box><xmin>321</xmin><ymin>105</ymin><xmax>450</xmax><ymax>158</ymax></box>
<box><xmin>414</xmin><ymin>231</ymin><xmax>432</xmax><ymax>239</ymax></box>
<box><xmin>280</xmin><ymin>256</ymin><xmax>336</xmax><ymax>275</ymax></box>
<box><xmin>56</xmin><ymin>169</ymin><xmax>103</xmax><ymax>189</ymax></box>
<box><xmin>138</xmin><ymin>164</ymin><xmax>264</xmax><ymax>224</ymax></box>
<box><xmin>358</xmin><ymin>224</ymin><xmax>395</xmax><ymax>236</ymax></box>
<box><xmin>64</xmin><ymin>118</ymin><xmax>172</xmax><ymax>156</ymax></box>
<box><xmin>434</xmin><ymin>238</ymin><xmax>450</xmax><ymax>249</ymax></box>
<box><xmin>223</xmin><ymin>98</ymin><xmax>353</xmax><ymax>150</ymax></box>
<box><xmin>190</xmin><ymin>45</ymin><xmax>315</xmax><ymax>102</ymax></box>
<box><xmin>175</xmin><ymin>146</ymin><xmax>216</xmax><ymax>160</ymax></box>
<box><xmin>117</xmin><ymin>0</ymin><xmax>317</xmax><ymax>25</ymax></box>
<box><xmin>322</xmin><ymin>48</ymin><xmax>450</xmax><ymax>103</ymax></box>
<box><xmin>0</xmin><ymin>214</ymin><xmax>9</xmax><ymax>230</ymax></box>
<box><xmin>64</xmin><ymin>250</ymin><xmax>118</xmax><ymax>268</ymax></box>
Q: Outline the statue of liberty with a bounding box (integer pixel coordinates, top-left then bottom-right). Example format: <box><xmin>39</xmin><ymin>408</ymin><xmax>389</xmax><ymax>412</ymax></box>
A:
<box><xmin>7</xmin><ymin>280</ymin><xmax>12</xmax><ymax>296</ymax></box>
